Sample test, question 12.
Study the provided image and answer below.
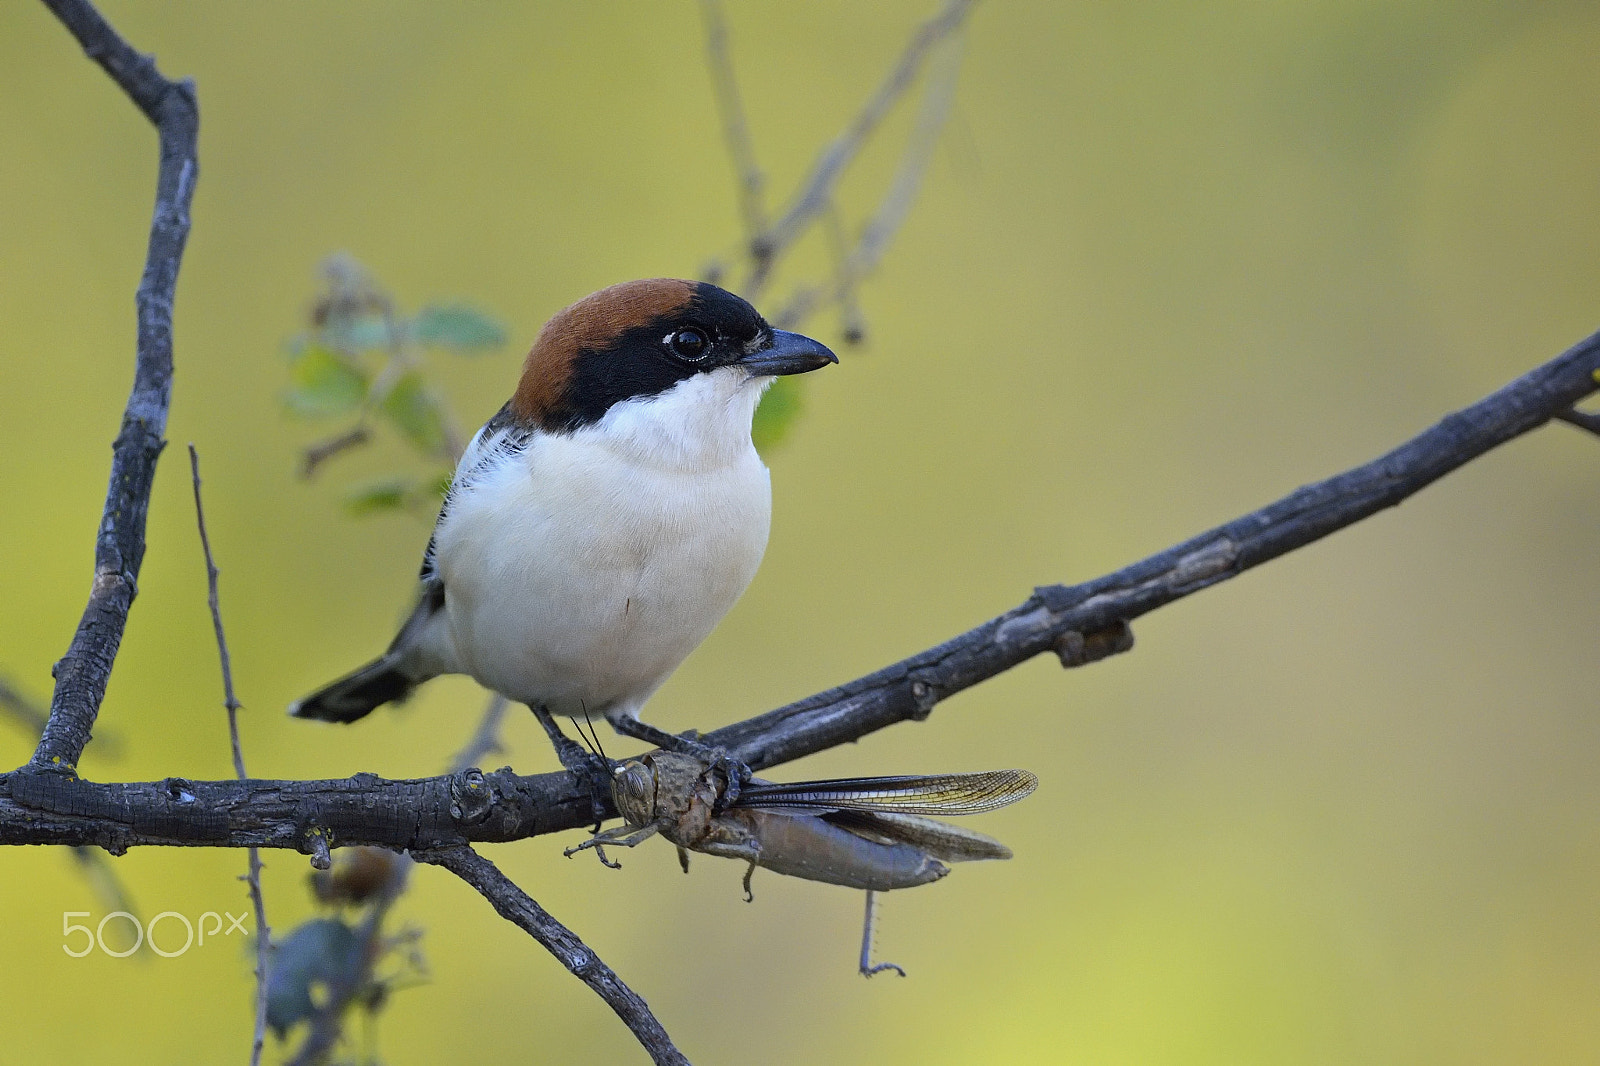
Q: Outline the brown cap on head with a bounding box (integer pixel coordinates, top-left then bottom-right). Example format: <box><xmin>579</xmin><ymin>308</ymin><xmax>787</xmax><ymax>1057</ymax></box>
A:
<box><xmin>505</xmin><ymin>278</ymin><xmax>834</xmax><ymax>433</ymax></box>
<box><xmin>512</xmin><ymin>279</ymin><xmax>696</xmax><ymax>424</ymax></box>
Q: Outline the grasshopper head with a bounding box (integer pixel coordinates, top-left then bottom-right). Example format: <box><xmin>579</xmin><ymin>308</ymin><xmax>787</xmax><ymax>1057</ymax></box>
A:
<box><xmin>611</xmin><ymin>759</ymin><xmax>658</xmax><ymax>827</ymax></box>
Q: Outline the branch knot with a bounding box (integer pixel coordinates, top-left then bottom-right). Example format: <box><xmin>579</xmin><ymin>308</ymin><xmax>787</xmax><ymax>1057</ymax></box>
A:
<box><xmin>449</xmin><ymin>769</ymin><xmax>494</xmax><ymax>825</ymax></box>
<box><xmin>1055</xmin><ymin>621</ymin><xmax>1135</xmax><ymax>669</ymax></box>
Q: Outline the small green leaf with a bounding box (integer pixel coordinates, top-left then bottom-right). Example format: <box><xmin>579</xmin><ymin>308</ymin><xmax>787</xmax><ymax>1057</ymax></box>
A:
<box><xmin>265</xmin><ymin>917</ymin><xmax>362</xmax><ymax>1037</ymax></box>
<box><xmin>342</xmin><ymin>471</ymin><xmax>452</xmax><ymax>518</ymax></box>
<box><xmin>319</xmin><ymin>312</ymin><xmax>392</xmax><ymax>354</ymax></box>
<box><xmin>378</xmin><ymin>371</ymin><xmax>450</xmax><ymax>455</ymax></box>
<box><xmin>413</xmin><ymin>305</ymin><xmax>507</xmax><ymax>351</ymax></box>
<box><xmin>282</xmin><ymin>346</ymin><xmax>368</xmax><ymax>418</ymax></box>
<box><xmin>751</xmin><ymin>375</ymin><xmax>804</xmax><ymax>453</ymax></box>
<box><xmin>343</xmin><ymin>477</ymin><xmax>413</xmax><ymax>516</ymax></box>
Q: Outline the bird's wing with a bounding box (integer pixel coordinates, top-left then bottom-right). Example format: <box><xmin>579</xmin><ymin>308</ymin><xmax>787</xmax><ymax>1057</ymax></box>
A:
<box><xmin>418</xmin><ymin>402</ymin><xmax>534</xmax><ymax>583</ymax></box>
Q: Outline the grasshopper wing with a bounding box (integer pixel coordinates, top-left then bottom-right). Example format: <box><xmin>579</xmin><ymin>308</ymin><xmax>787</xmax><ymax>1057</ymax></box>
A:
<box><xmin>823</xmin><ymin>809</ymin><xmax>1014</xmax><ymax>863</ymax></box>
<box><xmin>733</xmin><ymin>768</ymin><xmax>1037</xmax><ymax>817</ymax></box>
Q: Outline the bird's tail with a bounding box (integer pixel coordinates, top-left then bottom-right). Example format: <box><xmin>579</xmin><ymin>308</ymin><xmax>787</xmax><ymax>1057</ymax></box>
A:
<box><xmin>289</xmin><ymin>656</ymin><xmax>418</xmax><ymax>724</ymax></box>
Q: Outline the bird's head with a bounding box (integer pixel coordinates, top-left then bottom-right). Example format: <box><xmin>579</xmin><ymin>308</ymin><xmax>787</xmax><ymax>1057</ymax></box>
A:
<box><xmin>510</xmin><ymin>279</ymin><xmax>837</xmax><ymax>435</ymax></box>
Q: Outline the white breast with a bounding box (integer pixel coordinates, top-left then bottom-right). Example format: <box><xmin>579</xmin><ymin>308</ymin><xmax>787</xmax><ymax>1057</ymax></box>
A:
<box><xmin>432</xmin><ymin>367</ymin><xmax>773</xmax><ymax>720</ymax></box>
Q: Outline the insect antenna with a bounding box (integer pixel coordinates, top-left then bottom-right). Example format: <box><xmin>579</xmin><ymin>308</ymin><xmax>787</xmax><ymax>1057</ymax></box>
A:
<box><xmin>574</xmin><ymin>703</ymin><xmax>610</xmax><ymax>765</ymax></box>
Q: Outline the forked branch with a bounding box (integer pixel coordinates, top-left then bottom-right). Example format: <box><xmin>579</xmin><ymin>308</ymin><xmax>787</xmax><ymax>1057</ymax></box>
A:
<box><xmin>20</xmin><ymin>3</ymin><xmax>1600</xmax><ymax>1065</ymax></box>
<box><xmin>5</xmin><ymin>329</ymin><xmax>1599</xmax><ymax>852</ymax></box>
<box><xmin>30</xmin><ymin>0</ymin><xmax>198</xmax><ymax>771</ymax></box>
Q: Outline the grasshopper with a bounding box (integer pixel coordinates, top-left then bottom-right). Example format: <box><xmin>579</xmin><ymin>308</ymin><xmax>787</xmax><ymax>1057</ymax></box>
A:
<box><xmin>566</xmin><ymin>749</ymin><xmax>1037</xmax><ymax>976</ymax></box>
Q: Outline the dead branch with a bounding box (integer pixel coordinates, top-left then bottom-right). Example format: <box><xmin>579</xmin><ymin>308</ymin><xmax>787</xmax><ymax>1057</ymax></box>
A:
<box><xmin>30</xmin><ymin>0</ymin><xmax>198</xmax><ymax>772</ymax></box>
<box><xmin>5</xmin><ymin>326</ymin><xmax>1598</xmax><ymax>855</ymax></box>
<box><xmin>701</xmin><ymin>0</ymin><xmax>766</xmax><ymax>242</ymax></box>
<box><xmin>188</xmin><ymin>445</ymin><xmax>271</xmax><ymax>1066</ymax></box>
<box><xmin>300</xmin><ymin>425</ymin><xmax>372</xmax><ymax>480</ymax></box>
<box><xmin>21</xmin><ymin>4</ymin><xmax>1600</xmax><ymax>1064</ymax></box>
<box><xmin>1554</xmin><ymin>407</ymin><xmax>1600</xmax><ymax>437</ymax></box>
<box><xmin>746</xmin><ymin>0</ymin><xmax>975</xmax><ymax>296</ymax></box>
<box><xmin>773</xmin><ymin>31</ymin><xmax>966</xmax><ymax>331</ymax></box>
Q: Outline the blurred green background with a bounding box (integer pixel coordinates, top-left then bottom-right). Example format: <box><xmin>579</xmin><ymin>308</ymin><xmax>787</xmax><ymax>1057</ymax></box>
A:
<box><xmin>4</xmin><ymin>1</ymin><xmax>1600</xmax><ymax>1062</ymax></box>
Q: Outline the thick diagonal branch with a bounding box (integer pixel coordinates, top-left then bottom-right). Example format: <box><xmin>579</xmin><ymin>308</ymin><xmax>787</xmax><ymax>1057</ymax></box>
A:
<box><xmin>711</xmin><ymin>329</ymin><xmax>1600</xmax><ymax>769</ymax></box>
<box><xmin>31</xmin><ymin>0</ymin><xmax>198</xmax><ymax>770</ymax></box>
<box><xmin>6</xmin><ymin>328</ymin><xmax>1599</xmax><ymax>852</ymax></box>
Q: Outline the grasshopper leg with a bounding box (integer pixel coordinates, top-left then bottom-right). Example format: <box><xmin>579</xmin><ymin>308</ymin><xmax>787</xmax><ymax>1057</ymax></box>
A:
<box><xmin>859</xmin><ymin>891</ymin><xmax>907</xmax><ymax>978</ymax></box>
<box><xmin>564</xmin><ymin>822</ymin><xmax>661</xmax><ymax>869</ymax></box>
<box><xmin>695</xmin><ymin>825</ymin><xmax>762</xmax><ymax>899</ymax></box>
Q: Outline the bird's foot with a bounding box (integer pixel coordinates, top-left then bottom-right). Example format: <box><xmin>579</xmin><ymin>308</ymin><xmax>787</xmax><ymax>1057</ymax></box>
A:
<box><xmin>609</xmin><ymin>718</ymin><xmax>753</xmax><ymax>810</ymax></box>
<box><xmin>528</xmin><ymin>704</ymin><xmax>613</xmax><ymax>828</ymax></box>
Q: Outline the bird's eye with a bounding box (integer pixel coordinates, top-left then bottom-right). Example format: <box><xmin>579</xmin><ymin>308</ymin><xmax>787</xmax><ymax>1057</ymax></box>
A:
<box><xmin>667</xmin><ymin>328</ymin><xmax>711</xmax><ymax>361</ymax></box>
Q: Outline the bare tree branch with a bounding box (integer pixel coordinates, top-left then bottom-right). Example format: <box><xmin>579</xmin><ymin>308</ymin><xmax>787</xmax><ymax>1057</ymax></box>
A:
<box><xmin>30</xmin><ymin>0</ymin><xmax>198</xmax><ymax>771</ymax></box>
<box><xmin>22</xmin><ymin>5</ymin><xmax>1600</xmax><ymax>1062</ymax></box>
<box><xmin>281</xmin><ymin>694</ymin><xmax>510</xmax><ymax>1062</ymax></box>
<box><xmin>701</xmin><ymin>0</ymin><xmax>766</xmax><ymax>243</ymax></box>
<box><xmin>299</xmin><ymin>425</ymin><xmax>371</xmax><ymax>480</ymax></box>
<box><xmin>773</xmin><ymin>31</ymin><xmax>966</xmax><ymax>332</ymax></box>
<box><xmin>5</xmin><ymin>327</ymin><xmax>1598</xmax><ymax>853</ymax></box>
<box><xmin>188</xmin><ymin>445</ymin><xmax>271</xmax><ymax>1066</ymax></box>
<box><xmin>709</xmin><ymin>330</ymin><xmax>1600</xmax><ymax>769</ymax></box>
<box><xmin>746</xmin><ymin>0</ymin><xmax>975</xmax><ymax>296</ymax></box>
<box><xmin>1554</xmin><ymin>406</ymin><xmax>1600</xmax><ymax>437</ymax></box>
<box><xmin>2</xmin><ymin>675</ymin><xmax>140</xmax><ymax>917</ymax></box>
<box><xmin>414</xmin><ymin>845</ymin><xmax>689</xmax><ymax>1066</ymax></box>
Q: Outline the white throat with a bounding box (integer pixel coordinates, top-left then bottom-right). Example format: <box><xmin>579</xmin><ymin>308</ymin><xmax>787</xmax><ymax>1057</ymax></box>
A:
<box><xmin>582</xmin><ymin>366</ymin><xmax>770</xmax><ymax>471</ymax></box>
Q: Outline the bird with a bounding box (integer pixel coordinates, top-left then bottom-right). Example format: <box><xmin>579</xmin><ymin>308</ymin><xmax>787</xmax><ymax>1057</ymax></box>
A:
<box><xmin>289</xmin><ymin>278</ymin><xmax>837</xmax><ymax>776</ymax></box>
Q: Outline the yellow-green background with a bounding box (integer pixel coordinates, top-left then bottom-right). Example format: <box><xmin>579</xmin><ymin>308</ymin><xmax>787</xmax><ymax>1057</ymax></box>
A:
<box><xmin>4</xmin><ymin>1</ymin><xmax>1599</xmax><ymax>1062</ymax></box>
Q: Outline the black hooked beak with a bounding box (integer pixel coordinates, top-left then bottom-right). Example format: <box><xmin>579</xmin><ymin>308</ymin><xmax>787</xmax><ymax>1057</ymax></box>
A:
<box><xmin>736</xmin><ymin>330</ymin><xmax>838</xmax><ymax>377</ymax></box>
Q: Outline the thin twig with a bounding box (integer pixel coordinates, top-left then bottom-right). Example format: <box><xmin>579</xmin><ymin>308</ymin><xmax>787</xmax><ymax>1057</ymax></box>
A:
<box><xmin>288</xmin><ymin>693</ymin><xmax>508</xmax><ymax>1062</ymax></box>
<box><xmin>1554</xmin><ymin>407</ymin><xmax>1600</xmax><ymax>437</ymax></box>
<box><xmin>414</xmin><ymin>845</ymin><xmax>689</xmax><ymax>1066</ymax></box>
<box><xmin>188</xmin><ymin>445</ymin><xmax>270</xmax><ymax>1066</ymax></box>
<box><xmin>773</xmin><ymin>32</ymin><xmax>965</xmax><ymax>331</ymax></box>
<box><xmin>31</xmin><ymin>0</ymin><xmax>198</xmax><ymax>772</ymax></box>
<box><xmin>845</xmin><ymin>33</ymin><xmax>963</xmax><ymax>283</ymax></box>
<box><xmin>700</xmin><ymin>0</ymin><xmax>766</xmax><ymax>243</ymax></box>
<box><xmin>821</xmin><ymin>203</ymin><xmax>867</xmax><ymax>343</ymax></box>
<box><xmin>300</xmin><ymin>425</ymin><xmax>372</xmax><ymax>480</ymax></box>
<box><xmin>747</xmin><ymin>0</ymin><xmax>976</xmax><ymax>297</ymax></box>
<box><xmin>189</xmin><ymin>448</ymin><xmax>245</xmax><ymax>769</ymax></box>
